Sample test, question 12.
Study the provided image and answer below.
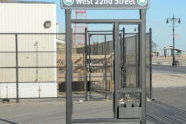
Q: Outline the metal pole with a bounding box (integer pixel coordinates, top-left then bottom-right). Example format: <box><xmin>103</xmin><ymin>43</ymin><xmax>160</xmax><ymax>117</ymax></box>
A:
<box><xmin>84</xmin><ymin>28</ymin><xmax>88</xmax><ymax>100</ymax></box>
<box><xmin>88</xmin><ymin>34</ymin><xmax>91</xmax><ymax>100</ymax></box>
<box><xmin>119</xmin><ymin>33</ymin><xmax>123</xmax><ymax>89</ymax></box>
<box><xmin>15</xmin><ymin>34</ymin><xmax>19</xmax><ymax>103</ymax></box>
<box><xmin>122</xmin><ymin>27</ymin><xmax>126</xmax><ymax>88</ymax></box>
<box><xmin>113</xmin><ymin>23</ymin><xmax>120</xmax><ymax>118</ymax></box>
<box><xmin>112</xmin><ymin>26</ymin><xmax>115</xmax><ymax>116</ymax></box>
<box><xmin>140</xmin><ymin>9</ymin><xmax>147</xmax><ymax>124</ymax></box>
<box><xmin>149</xmin><ymin>28</ymin><xmax>152</xmax><ymax>99</ymax></box>
<box><xmin>172</xmin><ymin>17</ymin><xmax>175</xmax><ymax>66</ymax></box>
<box><xmin>104</xmin><ymin>35</ymin><xmax>108</xmax><ymax>99</ymax></box>
<box><xmin>138</xmin><ymin>25</ymin><xmax>141</xmax><ymax>88</ymax></box>
<box><xmin>166</xmin><ymin>15</ymin><xmax>181</xmax><ymax>66</ymax></box>
<box><xmin>112</xmin><ymin>25</ymin><xmax>115</xmax><ymax>117</ymax></box>
<box><xmin>65</xmin><ymin>9</ymin><xmax>73</xmax><ymax>124</ymax></box>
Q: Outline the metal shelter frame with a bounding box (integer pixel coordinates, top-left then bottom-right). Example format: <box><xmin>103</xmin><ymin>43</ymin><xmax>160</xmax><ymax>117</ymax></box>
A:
<box><xmin>83</xmin><ymin>29</ymin><xmax>147</xmax><ymax>100</ymax></box>
<box><xmin>65</xmin><ymin>9</ymin><xmax>147</xmax><ymax>124</ymax></box>
<box><xmin>84</xmin><ymin>30</ymin><xmax>114</xmax><ymax>100</ymax></box>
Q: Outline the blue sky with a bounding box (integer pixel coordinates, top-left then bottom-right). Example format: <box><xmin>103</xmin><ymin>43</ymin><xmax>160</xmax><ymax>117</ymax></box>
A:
<box><xmin>21</xmin><ymin>0</ymin><xmax>186</xmax><ymax>51</ymax></box>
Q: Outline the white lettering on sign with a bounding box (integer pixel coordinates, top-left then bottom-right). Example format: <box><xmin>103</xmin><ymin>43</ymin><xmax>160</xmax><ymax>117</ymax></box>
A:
<box><xmin>76</xmin><ymin>0</ymin><xmax>93</xmax><ymax>5</ymax></box>
<box><xmin>61</xmin><ymin>0</ymin><xmax>148</xmax><ymax>8</ymax></box>
<box><xmin>76</xmin><ymin>0</ymin><xmax>136</xmax><ymax>5</ymax></box>
<box><xmin>95</xmin><ymin>0</ymin><xmax>113</xmax><ymax>5</ymax></box>
<box><xmin>115</xmin><ymin>0</ymin><xmax>135</xmax><ymax>5</ymax></box>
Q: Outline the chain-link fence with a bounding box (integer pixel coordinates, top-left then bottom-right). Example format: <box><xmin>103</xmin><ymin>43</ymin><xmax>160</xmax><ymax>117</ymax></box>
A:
<box><xmin>0</xmin><ymin>33</ymin><xmax>65</xmax><ymax>101</ymax></box>
<box><xmin>0</xmin><ymin>31</ymin><xmax>152</xmax><ymax>101</ymax></box>
<box><xmin>74</xmin><ymin>31</ymin><xmax>152</xmax><ymax>99</ymax></box>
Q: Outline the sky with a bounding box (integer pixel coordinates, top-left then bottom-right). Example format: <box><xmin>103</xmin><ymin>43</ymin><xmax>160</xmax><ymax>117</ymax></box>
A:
<box><xmin>20</xmin><ymin>0</ymin><xmax>186</xmax><ymax>51</ymax></box>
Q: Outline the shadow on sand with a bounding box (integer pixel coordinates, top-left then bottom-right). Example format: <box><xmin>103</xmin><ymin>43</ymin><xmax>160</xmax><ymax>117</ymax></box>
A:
<box><xmin>0</xmin><ymin>118</ymin><xmax>18</xmax><ymax>124</ymax></box>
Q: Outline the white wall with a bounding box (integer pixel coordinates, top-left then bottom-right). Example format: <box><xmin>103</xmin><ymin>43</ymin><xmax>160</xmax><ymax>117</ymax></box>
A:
<box><xmin>0</xmin><ymin>2</ymin><xmax>57</xmax><ymax>98</ymax></box>
<box><xmin>0</xmin><ymin>2</ymin><xmax>56</xmax><ymax>33</ymax></box>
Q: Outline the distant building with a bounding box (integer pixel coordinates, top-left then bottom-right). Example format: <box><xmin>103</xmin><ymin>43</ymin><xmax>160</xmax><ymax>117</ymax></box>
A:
<box><xmin>163</xmin><ymin>46</ymin><xmax>183</xmax><ymax>57</ymax></box>
<box><xmin>0</xmin><ymin>1</ymin><xmax>57</xmax><ymax>98</ymax></box>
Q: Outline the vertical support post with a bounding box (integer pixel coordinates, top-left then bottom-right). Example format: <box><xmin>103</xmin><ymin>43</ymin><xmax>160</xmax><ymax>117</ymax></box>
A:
<box><xmin>139</xmin><ymin>9</ymin><xmax>147</xmax><ymax>124</ymax></box>
<box><xmin>65</xmin><ymin>9</ymin><xmax>73</xmax><ymax>124</ymax></box>
<box><xmin>113</xmin><ymin>23</ymin><xmax>120</xmax><ymax>118</ymax></box>
<box><xmin>112</xmin><ymin>24</ymin><xmax>117</xmax><ymax>118</ymax></box>
<box><xmin>122</xmin><ymin>27</ymin><xmax>126</xmax><ymax>88</ymax></box>
<box><xmin>138</xmin><ymin>25</ymin><xmax>141</xmax><ymax>88</ymax></box>
<box><xmin>88</xmin><ymin>34</ymin><xmax>91</xmax><ymax>99</ymax></box>
<box><xmin>84</xmin><ymin>28</ymin><xmax>88</xmax><ymax>101</ymax></box>
<box><xmin>149</xmin><ymin>28</ymin><xmax>152</xmax><ymax>99</ymax></box>
<box><xmin>112</xmin><ymin>27</ymin><xmax>115</xmax><ymax>114</ymax></box>
<box><xmin>15</xmin><ymin>34</ymin><xmax>19</xmax><ymax>103</ymax></box>
<box><xmin>172</xmin><ymin>18</ymin><xmax>175</xmax><ymax>66</ymax></box>
<box><xmin>104</xmin><ymin>35</ymin><xmax>108</xmax><ymax>99</ymax></box>
<box><xmin>119</xmin><ymin>33</ymin><xmax>122</xmax><ymax>88</ymax></box>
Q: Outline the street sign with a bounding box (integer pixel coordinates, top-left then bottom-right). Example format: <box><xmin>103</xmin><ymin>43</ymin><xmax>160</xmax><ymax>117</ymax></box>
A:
<box><xmin>61</xmin><ymin>0</ymin><xmax>149</xmax><ymax>9</ymax></box>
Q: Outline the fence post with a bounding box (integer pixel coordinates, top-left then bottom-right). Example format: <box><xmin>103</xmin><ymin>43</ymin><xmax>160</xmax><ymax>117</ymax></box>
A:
<box><xmin>122</xmin><ymin>27</ymin><xmax>126</xmax><ymax>88</ymax></box>
<box><xmin>84</xmin><ymin>28</ymin><xmax>88</xmax><ymax>101</ymax></box>
<box><xmin>149</xmin><ymin>28</ymin><xmax>152</xmax><ymax>99</ymax></box>
<box><xmin>88</xmin><ymin>33</ymin><xmax>91</xmax><ymax>99</ymax></box>
<box><xmin>104</xmin><ymin>34</ymin><xmax>108</xmax><ymax>99</ymax></box>
<box><xmin>15</xmin><ymin>34</ymin><xmax>19</xmax><ymax>103</ymax></box>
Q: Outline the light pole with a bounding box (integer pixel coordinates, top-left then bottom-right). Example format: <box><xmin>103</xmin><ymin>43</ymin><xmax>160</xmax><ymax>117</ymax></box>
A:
<box><xmin>166</xmin><ymin>15</ymin><xmax>181</xmax><ymax>66</ymax></box>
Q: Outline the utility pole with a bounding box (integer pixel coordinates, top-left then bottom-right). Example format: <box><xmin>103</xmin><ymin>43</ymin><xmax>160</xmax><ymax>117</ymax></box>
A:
<box><xmin>166</xmin><ymin>15</ymin><xmax>181</xmax><ymax>66</ymax></box>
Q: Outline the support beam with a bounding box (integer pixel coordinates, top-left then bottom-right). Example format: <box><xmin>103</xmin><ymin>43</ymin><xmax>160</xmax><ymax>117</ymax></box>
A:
<box><xmin>88</xmin><ymin>33</ymin><xmax>92</xmax><ymax>100</ymax></box>
<box><xmin>72</xmin><ymin>19</ymin><xmax>142</xmax><ymax>24</ymax></box>
<box><xmin>73</xmin><ymin>118</ymin><xmax>141</xmax><ymax>123</ymax></box>
<box><xmin>104</xmin><ymin>35</ymin><xmax>108</xmax><ymax>99</ymax></box>
<box><xmin>84</xmin><ymin>28</ymin><xmax>88</xmax><ymax>101</ymax></box>
<box><xmin>149</xmin><ymin>28</ymin><xmax>152</xmax><ymax>99</ymax></box>
<box><xmin>135</xmin><ymin>28</ymin><xmax>139</xmax><ymax>88</ymax></box>
<box><xmin>65</xmin><ymin>9</ymin><xmax>73</xmax><ymax>124</ymax></box>
<box><xmin>139</xmin><ymin>9</ymin><xmax>147</xmax><ymax>124</ymax></box>
<box><xmin>113</xmin><ymin>23</ymin><xmax>120</xmax><ymax>118</ymax></box>
<box><xmin>122</xmin><ymin>27</ymin><xmax>126</xmax><ymax>88</ymax></box>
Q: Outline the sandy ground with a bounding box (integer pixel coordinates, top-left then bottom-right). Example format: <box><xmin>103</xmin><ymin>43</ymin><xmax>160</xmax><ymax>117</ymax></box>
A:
<box><xmin>152</xmin><ymin>73</ymin><xmax>186</xmax><ymax>88</ymax></box>
<box><xmin>0</xmin><ymin>101</ymin><xmax>153</xmax><ymax>124</ymax></box>
<box><xmin>152</xmin><ymin>70</ymin><xmax>186</xmax><ymax>110</ymax></box>
<box><xmin>0</xmin><ymin>66</ymin><xmax>185</xmax><ymax>123</ymax></box>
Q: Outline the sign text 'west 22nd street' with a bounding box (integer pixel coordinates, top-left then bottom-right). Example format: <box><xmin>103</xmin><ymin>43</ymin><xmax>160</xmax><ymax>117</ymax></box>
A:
<box><xmin>76</xmin><ymin>0</ymin><xmax>136</xmax><ymax>5</ymax></box>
